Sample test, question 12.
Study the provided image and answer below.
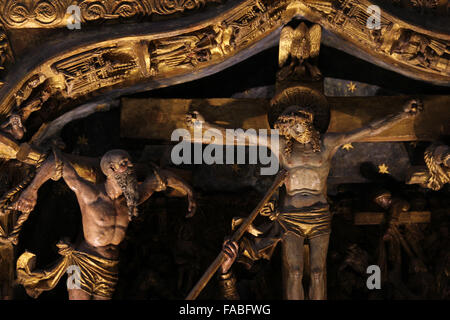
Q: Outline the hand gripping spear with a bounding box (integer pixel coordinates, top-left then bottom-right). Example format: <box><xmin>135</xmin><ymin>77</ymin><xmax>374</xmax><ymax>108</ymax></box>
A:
<box><xmin>186</xmin><ymin>169</ymin><xmax>288</xmax><ymax>300</ymax></box>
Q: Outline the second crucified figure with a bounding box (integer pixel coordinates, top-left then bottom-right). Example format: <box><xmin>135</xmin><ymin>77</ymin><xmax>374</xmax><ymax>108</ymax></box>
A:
<box><xmin>12</xmin><ymin>149</ymin><xmax>196</xmax><ymax>300</ymax></box>
<box><xmin>186</xmin><ymin>97</ymin><xmax>423</xmax><ymax>300</ymax></box>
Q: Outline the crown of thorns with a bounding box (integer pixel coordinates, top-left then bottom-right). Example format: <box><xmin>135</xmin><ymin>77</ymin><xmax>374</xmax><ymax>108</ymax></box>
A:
<box><xmin>276</xmin><ymin>109</ymin><xmax>314</xmax><ymax>124</ymax></box>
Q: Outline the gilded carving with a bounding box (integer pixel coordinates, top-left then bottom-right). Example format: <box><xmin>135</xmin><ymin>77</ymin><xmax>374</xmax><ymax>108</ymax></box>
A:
<box><xmin>151</xmin><ymin>0</ymin><xmax>222</xmax><ymax>15</ymax></box>
<box><xmin>389</xmin><ymin>28</ymin><xmax>449</xmax><ymax>74</ymax></box>
<box><xmin>0</xmin><ymin>0</ymin><xmax>224</xmax><ymax>28</ymax></box>
<box><xmin>149</xmin><ymin>0</ymin><xmax>287</xmax><ymax>73</ymax></box>
<box><xmin>149</xmin><ymin>0</ymin><xmax>286</xmax><ymax>73</ymax></box>
<box><xmin>79</xmin><ymin>0</ymin><xmax>147</xmax><ymax>21</ymax></box>
<box><xmin>277</xmin><ymin>22</ymin><xmax>322</xmax><ymax>81</ymax></box>
<box><xmin>0</xmin><ymin>0</ymin><xmax>447</xmax><ymax>124</ymax></box>
<box><xmin>51</xmin><ymin>46</ymin><xmax>138</xmax><ymax>98</ymax></box>
<box><xmin>298</xmin><ymin>0</ymin><xmax>450</xmax><ymax>80</ymax></box>
<box><xmin>222</xmin><ymin>0</ymin><xmax>285</xmax><ymax>47</ymax></box>
<box><xmin>2</xmin><ymin>0</ymin><xmax>66</xmax><ymax>27</ymax></box>
<box><xmin>149</xmin><ymin>31</ymin><xmax>215</xmax><ymax>72</ymax></box>
<box><xmin>0</xmin><ymin>23</ymin><xmax>13</xmax><ymax>86</ymax></box>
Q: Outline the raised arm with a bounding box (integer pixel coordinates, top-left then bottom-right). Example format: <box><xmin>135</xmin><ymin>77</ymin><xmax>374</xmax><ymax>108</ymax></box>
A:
<box><xmin>326</xmin><ymin>99</ymin><xmax>423</xmax><ymax>152</ymax></box>
<box><xmin>12</xmin><ymin>152</ymin><xmax>98</xmax><ymax>213</ymax></box>
<box><xmin>11</xmin><ymin>154</ymin><xmax>59</xmax><ymax>213</ymax></box>
<box><xmin>138</xmin><ymin>167</ymin><xmax>196</xmax><ymax>217</ymax></box>
<box><xmin>57</xmin><ymin>153</ymin><xmax>98</xmax><ymax>203</ymax></box>
<box><xmin>185</xmin><ymin>111</ymin><xmax>272</xmax><ymax>149</ymax></box>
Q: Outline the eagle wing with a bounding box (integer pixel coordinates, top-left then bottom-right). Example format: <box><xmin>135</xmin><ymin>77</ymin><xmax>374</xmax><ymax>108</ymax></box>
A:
<box><xmin>308</xmin><ymin>24</ymin><xmax>322</xmax><ymax>58</ymax></box>
<box><xmin>279</xmin><ymin>25</ymin><xmax>294</xmax><ymax>67</ymax></box>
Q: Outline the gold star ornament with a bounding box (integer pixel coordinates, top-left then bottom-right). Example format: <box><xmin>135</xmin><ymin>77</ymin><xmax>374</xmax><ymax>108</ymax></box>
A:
<box><xmin>231</xmin><ymin>164</ymin><xmax>240</xmax><ymax>173</ymax></box>
<box><xmin>77</xmin><ymin>135</ymin><xmax>89</xmax><ymax>146</ymax></box>
<box><xmin>378</xmin><ymin>163</ymin><xmax>390</xmax><ymax>174</ymax></box>
<box><xmin>342</xmin><ymin>143</ymin><xmax>354</xmax><ymax>151</ymax></box>
<box><xmin>347</xmin><ymin>81</ymin><xmax>357</xmax><ymax>93</ymax></box>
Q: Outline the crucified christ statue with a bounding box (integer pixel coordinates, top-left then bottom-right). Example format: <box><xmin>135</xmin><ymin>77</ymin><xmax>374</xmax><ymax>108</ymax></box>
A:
<box><xmin>186</xmin><ymin>97</ymin><xmax>422</xmax><ymax>300</ymax></box>
<box><xmin>12</xmin><ymin>149</ymin><xmax>196</xmax><ymax>300</ymax></box>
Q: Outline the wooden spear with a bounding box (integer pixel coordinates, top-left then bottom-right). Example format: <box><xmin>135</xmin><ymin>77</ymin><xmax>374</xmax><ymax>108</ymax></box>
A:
<box><xmin>185</xmin><ymin>169</ymin><xmax>288</xmax><ymax>300</ymax></box>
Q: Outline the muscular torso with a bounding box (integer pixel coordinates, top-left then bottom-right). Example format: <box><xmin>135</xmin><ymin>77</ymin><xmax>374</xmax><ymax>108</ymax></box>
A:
<box><xmin>279</xmin><ymin>137</ymin><xmax>334</xmax><ymax>210</ymax></box>
<box><xmin>76</xmin><ymin>186</ymin><xmax>130</xmax><ymax>260</ymax></box>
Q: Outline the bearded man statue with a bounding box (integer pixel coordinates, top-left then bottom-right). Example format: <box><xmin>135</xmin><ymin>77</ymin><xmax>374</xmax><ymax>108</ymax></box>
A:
<box><xmin>13</xmin><ymin>149</ymin><xmax>196</xmax><ymax>300</ymax></box>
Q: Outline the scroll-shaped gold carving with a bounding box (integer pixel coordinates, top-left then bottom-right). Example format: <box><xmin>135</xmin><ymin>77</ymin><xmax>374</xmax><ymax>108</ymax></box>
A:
<box><xmin>79</xmin><ymin>0</ymin><xmax>146</xmax><ymax>21</ymax></box>
<box><xmin>2</xmin><ymin>0</ymin><xmax>66</xmax><ymax>27</ymax></box>
<box><xmin>0</xmin><ymin>0</ymin><xmax>223</xmax><ymax>28</ymax></box>
<box><xmin>151</xmin><ymin>0</ymin><xmax>222</xmax><ymax>15</ymax></box>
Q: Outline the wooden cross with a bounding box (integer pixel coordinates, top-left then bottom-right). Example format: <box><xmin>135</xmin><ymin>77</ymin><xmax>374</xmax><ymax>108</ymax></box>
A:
<box><xmin>120</xmin><ymin>95</ymin><xmax>450</xmax><ymax>142</ymax></box>
<box><xmin>354</xmin><ymin>211</ymin><xmax>430</xmax><ymax>225</ymax></box>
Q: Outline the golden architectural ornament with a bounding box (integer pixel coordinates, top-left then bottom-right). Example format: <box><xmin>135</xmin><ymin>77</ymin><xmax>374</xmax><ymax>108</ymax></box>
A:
<box><xmin>0</xmin><ymin>0</ymin><xmax>224</xmax><ymax>28</ymax></box>
<box><xmin>0</xmin><ymin>0</ymin><xmax>289</xmax><ymax>118</ymax></box>
<box><xmin>290</xmin><ymin>0</ymin><xmax>450</xmax><ymax>83</ymax></box>
<box><xmin>0</xmin><ymin>0</ymin><xmax>446</xmax><ymax>126</ymax></box>
<box><xmin>0</xmin><ymin>0</ymin><xmax>446</xmax><ymax>301</ymax></box>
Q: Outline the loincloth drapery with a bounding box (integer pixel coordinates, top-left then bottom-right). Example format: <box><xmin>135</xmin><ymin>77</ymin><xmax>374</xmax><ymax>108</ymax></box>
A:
<box><xmin>16</xmin><ymin>241</ymin><xmax>119</xmax><ymax>299</ymax></box>
<box><xmin>238</xmin><ymin>203</ymin><xmax>331</xmax><ymax>268</ymax></box>
<box><xmin>276</xmin><ymin>203</ymin><xmax>331</xmax><ymax>238</ymax></box>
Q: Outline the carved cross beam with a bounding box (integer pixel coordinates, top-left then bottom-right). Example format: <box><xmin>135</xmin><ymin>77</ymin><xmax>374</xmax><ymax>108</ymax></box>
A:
<box><xmin>120</xmin><ymin>95</ymin><xmax>450</xmax><ymax>142</ymax></box>
<box><xmin>354</xmin><ymin>211</ymin><xmax>430</xmax><ymax>225</ymax></box>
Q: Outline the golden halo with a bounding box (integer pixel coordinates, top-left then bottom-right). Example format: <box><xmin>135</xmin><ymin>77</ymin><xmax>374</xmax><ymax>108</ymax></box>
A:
<box><xmin>269</xmin><ymin>86</ymin><xmax>330</xmax><ymax>133</ymax></box>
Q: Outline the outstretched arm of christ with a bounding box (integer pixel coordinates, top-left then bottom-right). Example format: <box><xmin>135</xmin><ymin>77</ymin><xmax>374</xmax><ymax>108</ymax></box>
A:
<box><xmin>138</xmin><ymin>168</ymin><xmax>197</xmax><ymax>217</ymax></box>
<box><xmin>185</xmin><ymin>111</ymin><xmax>271</xmax><ymax>149</ymax></box>
<box><xmin>325</xmin><ymin>99</ymin><xmax>423</xmax><ymax>153</ymax></box>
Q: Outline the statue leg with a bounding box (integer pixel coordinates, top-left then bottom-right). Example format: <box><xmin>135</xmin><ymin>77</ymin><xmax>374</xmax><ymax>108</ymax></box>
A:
<box><xmin>68</xmin><ymin>288</ymin><xmax>91</xmax><ymax>300</ymax></box>
<box><xmin>282</xmin><ymin>232</ymin><xmax>305</xmax><ymax>300</ymax></box>
<box><xmin>308</xmin><ymin>233</ymin><xmax>330</xmax><ymax>300</ymax></box>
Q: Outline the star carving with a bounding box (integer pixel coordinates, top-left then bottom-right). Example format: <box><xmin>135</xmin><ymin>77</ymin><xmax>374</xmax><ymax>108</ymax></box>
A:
<box><xmin>231</xmin><ymin>164</ymin><xmax>240</xmax><ymax>174</ymax></box>
<box><xmin>77</xmin><ymin>135</ymin><xmax>88</xmax><ymax>146</ymax></box>
<box><xmin>378</xmin><ymin>163</ymin><xmax>390</xmax><ymax>174</ymax></box>
<box><xmin>347</xmin><ymin>81</ymin><xmax>357</xmax><ymax>92</ymax></box>
<box><xmin>342</xmin><ymin>143</ymin><xmax>354</xmax><ymax>151</ymax></box>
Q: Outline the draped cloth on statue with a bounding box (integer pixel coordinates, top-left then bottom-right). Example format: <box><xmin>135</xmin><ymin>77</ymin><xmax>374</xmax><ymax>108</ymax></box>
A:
<box><xmin>277</xmin><ymin>203</ymin><xmax>331</xmax><ymax>238</ymax></box>
<box><xmin>238</xmin><ymin>203</ymin><xmax>331</xmax><ymax>268</ymax></box>
<box><xmin>16</xmin><ymin>241</ymin><xmax>119</xmax><ymax>298</ymax></box>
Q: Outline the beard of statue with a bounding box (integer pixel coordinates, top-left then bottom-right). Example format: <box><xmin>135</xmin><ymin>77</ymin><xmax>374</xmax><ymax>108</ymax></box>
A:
<box><xmin>113</xmin><ymin>167</ymin><xmax>139</xmax><ymax>219</ymax></box>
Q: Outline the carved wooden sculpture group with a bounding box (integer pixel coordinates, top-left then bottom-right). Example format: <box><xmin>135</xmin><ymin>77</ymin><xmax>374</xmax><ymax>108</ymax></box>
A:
<box><xmin>0</xmin><ymin>1</ymin><xmax>448</xmax><ymax>300</ymax></box>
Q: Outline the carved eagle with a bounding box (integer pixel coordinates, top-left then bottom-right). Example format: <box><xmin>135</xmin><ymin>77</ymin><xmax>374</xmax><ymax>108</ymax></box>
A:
<box><xmin>279</xmin><ymin>22</ymin><xmax>322</xmax><ymax>67</ymax></box>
